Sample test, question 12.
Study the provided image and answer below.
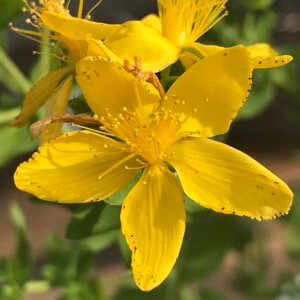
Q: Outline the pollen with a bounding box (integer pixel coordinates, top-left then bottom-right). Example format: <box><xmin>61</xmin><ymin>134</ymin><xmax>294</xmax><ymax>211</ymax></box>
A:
<box><xmin>97</xmin><ymin>97</ymin><xmax>194</xmax><ymax>164</ymax></box>
<box><xmin>39</xmin><ymin>0</ymin><xmax>70</xmax><ymax>15</ymax></box>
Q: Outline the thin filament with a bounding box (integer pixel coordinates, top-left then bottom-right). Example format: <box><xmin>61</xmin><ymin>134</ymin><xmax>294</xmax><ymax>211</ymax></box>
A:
<box><xmin>77</xmin><ymin>0</ymin><xmax>84</xmax><ymax>18</ymax></box>
<box><xmin>85</xmin><ymin>0</ymin><xmax>103</xmax><ymax>19</ymax></box>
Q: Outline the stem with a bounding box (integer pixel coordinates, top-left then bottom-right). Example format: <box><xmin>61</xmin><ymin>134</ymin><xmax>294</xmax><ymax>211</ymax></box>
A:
<box><xmin>0</xmin><ymin>107</ymin><xmax>20</xmax><ymax>124</ymax></box>
<box><xmin>0</xmin><ymin>47</ymin><xmax>31</xmax><ymax>94</ymax></box>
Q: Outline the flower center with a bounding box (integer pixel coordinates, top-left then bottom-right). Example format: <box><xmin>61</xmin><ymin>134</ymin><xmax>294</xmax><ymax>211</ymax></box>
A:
<box><xmin>98</xmin><ymin>97</ymin><xmax>197</xmax><ymax>165</ymax></box>
<box><xmin>40</xmin><ymin>0</ymin><xmax>69</xmax><ymax>15</ymax></box>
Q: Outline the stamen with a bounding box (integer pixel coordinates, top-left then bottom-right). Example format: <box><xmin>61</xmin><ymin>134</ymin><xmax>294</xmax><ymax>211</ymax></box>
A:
<box><xmin>136</xmin><ymin>158</ymin><xmax>149</xmax><ymax>166</ymax></box>
<box><xmin>77</xmin><ymin>0</ymin><xmax>84</xmax><ymax>18</ymax></box>
<box><xmin>10</xmin><ymin>29</ymin><xmax>51</xmax><ymax>46</ymax></box>
<box><xmin>158</xmin><ymin>0</ymin><xmax>228</xmax><ymax>45</ymax></box>
<box><xmin>9</xmin><ymin>24</ymin><xmax>52</xmax><ymax>39</ymax></box>
<box><xmin>134</xmin><ymin>83</ymin><xmax>146</xmax><ymax>118</ymax></box>
<box><xmin>98</xmin><ymin>153</ymin><xmax>136</xmax><ymax>180</ymax></box>
<box><xmin>125</xmin><ymin>165</ymin><xmax>145</xmax><ymax>171</ymax></box>
<box><xmin>72</xmin><ymin>123</ymin><xmax>117</xmax><ymax>138</ymax></box>
<box><xmin>85</xmin><ymin>0</ymin><xmax>103</xmax><ymax>19</ymax></box>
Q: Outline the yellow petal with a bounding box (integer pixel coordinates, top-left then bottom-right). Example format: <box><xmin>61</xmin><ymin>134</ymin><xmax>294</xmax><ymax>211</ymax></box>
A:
<box><xmin>248</xmin><ymin>43</ymin><xmax>293</xmax><ymax>69</ymax></box>
<box><xmin>14</xmin><ymin>131</ymin><xmax>138</xmax><ymax>203</ymax></box>
<box><xmin>76</xmin><ymin>56</ymin><xmax>160</xmax><ymax>124</ymax></box>
<box><xmin>86</xmin><ymin>36</ymin><xmax>123</xmax><ymax>64</ymax></box>
<box><xmin>183</xmin><ymin>42</ymin><xmax>293</xmax><ymax>70</ymax></box>
<box><xmin>42</xmin><ymin>12</ymin><xmax>178</xmax><ymax>72</ymax></box>
<box><xmin>142</xmin><ymin>14</ymin><xmax>162</xmax><ymax>32</ymax></box>
<box><xmin>104</xmin><ymin>21</ymin><xmax>179</xmax><ymax>72</ymax></box>
<box><xmin>41</xmin><ymin>11</ymin><xmax>119</xmax><ymax>41</ymax></box>
<box><xmin>169</xmin><ymin>137</ymin><xmax>293</xmax><ymax>221</ymax></box>
<box><xmin>58</xmin><ymin>35</ymin><xmax>88</xmax><ymax>62</ymax></box>
<box><xmin>40</xmin><ymin>75</ymin><xmax>73</xmax><ymax>144</ymax></box>
<box><xmin>180</xmin><ymin>43</ymin><xmax>224</xmax><ymax>69</ymax></box>
<box><xmin>165</xmin><ymin>46</ymin><xmax>252</xmax><ymax>137</ymax></box>
<box><xmin>184</xmin><ymin>43</ymin><xmax>224</xmax><ymax>58</ymax></box>
<box><xmin>11</xmin><ymin>67</ymin><xmax>73</xmax><ymax>127</ymax></box>
<box><xmin>121</xmin><ymin>165</ymin><xmax>185</xmax><ymax>291</ymax></box>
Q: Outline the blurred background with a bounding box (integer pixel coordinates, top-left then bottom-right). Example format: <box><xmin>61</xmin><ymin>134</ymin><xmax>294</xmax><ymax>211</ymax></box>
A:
<box><xmin>0</xmin><ymin>0</ymin><xmax>300</xmax><ymax>299</ymax></box>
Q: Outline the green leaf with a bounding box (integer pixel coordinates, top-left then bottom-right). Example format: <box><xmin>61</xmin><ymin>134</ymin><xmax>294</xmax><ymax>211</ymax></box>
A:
<box><xmin>177</xmin><ymin>213</ymin><xmax>253</xmax><ymax>283</ymax></box>
<box><xmin>92</xmin><ymin>204</ymin><xmax>120</xmax><ymax>233</ymax></box>
<box><xmin>117</xmin><ymin>232</ymin><xmax>131</xmax><ymax>266</ymax></box>
<box><xmin>78</xmin><ymin>230</ymin><xmax>119</xmax><ymax>252</ymax></box>
<box><xmin>8</xmin><ymin>203</ymin><xmax>33</xmax><ymax>286</ymax></box>
<box><xmin>0</xmin><ymin>107</ymin><xmax>20</xmax><ymax>125</ymax></box>
<box><xmin>43</xmin><ymin>235</ymin><xmax>90</xmax><ymax>285</ymax></box>
<box><xmin>73</xmin><ymin>278</ymin><xmax>105</xmax><ymax>300</ymax></box>
<box><xmin>42</xmin><ymin>235</ymin><xmax>106</xmax><ymax>300</ymax></box>
<box><xmin>185</xmin><ymin>196</ymin><xmax>207</xmax><ymax>214</ymax></box>
<box><xmin>0</xmin><ymin>47</ymin><xmax>31</xmax><ymax>94</ymax></box>
<box><xmin>69</xmin><ymin>96</ymin><xmax>92</xmax><ymax>115</ymax></box>
<box><xmin>105</xmin><ymin>171</ymin><xmax>142</xmax><ymax>206</ymax></box>
<box><xmin>238</xmin><ymin>71</ymin><xmax>275</xmax><ymax>120</ymax></box>
<box><xmin>66</xmin><ymin>202</ymin><xmax>105</xmax><ymax>240</ymax></box>
<box><xmin>0</xmin><ymin>125</ymin><xmax>38</xmax><ymax>167</ymax></box>
<box><xmin>66</xmin><ymin>203</ymin><xmax>120</xmax><ymax>241</ymax></box>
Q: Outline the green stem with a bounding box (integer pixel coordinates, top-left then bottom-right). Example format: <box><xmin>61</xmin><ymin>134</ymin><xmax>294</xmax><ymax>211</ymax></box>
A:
<box><xmin>0</xmin><ymin>107</ymin><xmax>20</xmax><ymax>124</ymax></box>
<box><xmin>0</xmin><ymin>47</ymin><xmax>31</xmax><ymax>94</ymax></box>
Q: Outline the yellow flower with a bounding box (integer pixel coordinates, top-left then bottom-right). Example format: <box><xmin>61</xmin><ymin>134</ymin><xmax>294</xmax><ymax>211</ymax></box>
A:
<box><xmin>40</xmin><ymin>0</ymin><xmax>293</xmax><ymax>72</ymax></box>
<box><xmin>10</xmin><ymin>0</ymin><xmax>105</xmax><ymax>143</ymax></box>
<box><xmin>14</xmin><ymin>46</ymin><xmax>293</xmax><ymax>291</ymax></box>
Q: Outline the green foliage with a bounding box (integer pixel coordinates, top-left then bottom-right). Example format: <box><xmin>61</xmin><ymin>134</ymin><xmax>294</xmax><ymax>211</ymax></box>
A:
<box><xmin>0</xmin><ymin>203</ymin><xmax>32</xmax><ymax>300</ymax></box>
<box><xmin>237</xmin><ymin>0</ymin><xmax>274</xmax><ymax>10</ymax></box>
<box><xmin>65</xmin><ymin>203</ymin><xmax>121</xmax><ymax>252</ymax></box>
<box><xmin>112</xmin><ymin>284</ymin><xmax>167</xmax><ymax>300</ymax></box>
<box><xmin>0</xmin><ymin>204</ymin><xmax>106</xmax><ymax>299</ymax></box>
<box><xmin>238</xmin><ymin>71</ymin><xmax>275</xmax><ymax>120</ymax></box>
<box><xmin>0</xmin><ymin>125</ymin><xmax>38</xmax><ymax>166</ymax></box>
<box><xmin>233</xmin><ymin>241</ymin><xmax>275</xmax><ymax>298</ymax></box>
<box><xmin>177</xmin><ymin>213</ymin><xmax>253</xmax><ymax>284</ymax></box>
<box><xmin>42</xmin><ymin>235</ymin><xmax>106</xmax><ymax>300</ymax></box>
<box><xmin>0</xmin><ymin>0</ymin><xmax>23</xmax><ymax>28</ymax></box>
<box><xmin>66</xmin><ymin>203</ymin><xmax>120</xmax><ymax>240</ymax></box>
<box><xmin>105</xmin><ymin>171</ymin><xmax>142</xmax><ymax>206</ymax></box>
<box><xmin>277</xmin><ymin>273</ymin><xmax>300</xmax><ymax>300</ymax></box>
<box><xmin>0</xmin><ymin>1</ymin><xmax>300</xmax><ymax>299</ymax></box>
<box><xmin>69</xmin><ymin>96</ymin><xmax>92</xmax><ymax>115</ymax></box>
<box><xmin>286</xmin><ymin>192</ymin><xmax>300</xmax><ymax>260</ymax></box>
